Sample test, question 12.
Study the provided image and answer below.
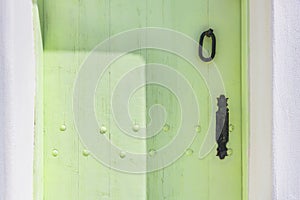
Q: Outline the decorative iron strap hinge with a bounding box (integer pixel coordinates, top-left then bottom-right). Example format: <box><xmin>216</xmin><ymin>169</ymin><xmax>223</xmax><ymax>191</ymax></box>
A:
<box><xmin>216</xmin><ymin>95</ymin><xmax>229</xmax><ymax>159</ymax></box>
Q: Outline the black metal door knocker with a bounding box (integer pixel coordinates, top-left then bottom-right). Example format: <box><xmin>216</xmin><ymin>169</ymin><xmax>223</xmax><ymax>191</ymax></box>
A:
<box><xmin>198</xmin><ymin>28</ymin><xmax>216</xmax><ymax>62</ymax></box>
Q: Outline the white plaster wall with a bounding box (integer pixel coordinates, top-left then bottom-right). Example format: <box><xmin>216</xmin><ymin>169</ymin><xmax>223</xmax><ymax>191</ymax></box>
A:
<box><xmin>273</xmin><ymin>0</ymin><xmax>300</xmax><ymax>200</ymax></box>
<box><xmin>0</xmin><ymin>0</ymin><xmax>35</xmax><ymax>200</ymax></box>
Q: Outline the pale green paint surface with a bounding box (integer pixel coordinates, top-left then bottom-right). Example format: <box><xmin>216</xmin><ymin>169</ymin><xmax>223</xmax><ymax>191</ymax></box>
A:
<box><xmin>35</xmin><ymin>0</ymin><xmax>247</xmax><ymax>199</ymax></box>
<box><xmin>33</xmin><ymin>4</ymin><xmax>44</xmax><ymax>200</ymax></box>
<box><xmin>241</xmin><ymin>1</ymin><xmax>249</xmax><ymax>199</ymax></box>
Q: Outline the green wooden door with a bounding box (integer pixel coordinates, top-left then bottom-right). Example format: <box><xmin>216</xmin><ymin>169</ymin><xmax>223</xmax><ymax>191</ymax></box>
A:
<box><xmin>35</xmin><ymin>0</ymin><xmax>248</xmax><ymax>199</ymax></box>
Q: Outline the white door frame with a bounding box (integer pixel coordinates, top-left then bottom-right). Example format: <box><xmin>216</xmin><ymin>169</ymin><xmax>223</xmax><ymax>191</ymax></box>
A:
<box><xmin>248</xmin><ymin>0</ymin><xmax>273</xmax><ymax>199</ymax></box>
<box><xmin>0</xmin><ymin>0</ymin><xmax>273</xmax><ymax>199</ymax></box>
<box><xmin>0</xmin><ymin>0</ymin><xmax>36</xmax><ymax>200</ymax></box>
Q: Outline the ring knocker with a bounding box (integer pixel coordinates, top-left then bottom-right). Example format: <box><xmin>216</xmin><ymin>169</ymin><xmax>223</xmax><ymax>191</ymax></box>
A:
<box><xmin>198</xmin><ymin>28</ymin><xmax>216</xmax><ymax>62</ymax></box>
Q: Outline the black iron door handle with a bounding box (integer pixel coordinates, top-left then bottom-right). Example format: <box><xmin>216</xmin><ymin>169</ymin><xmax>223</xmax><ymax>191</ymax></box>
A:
<box><xmin>216</xmin><ymin>95</ymin><xmax>229</xmax><ymax>159</ymax></box>
<box><xmin>198</xmin><ymin>28</ymin><xmax>216</xmax><ymax>62</ymax></box>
